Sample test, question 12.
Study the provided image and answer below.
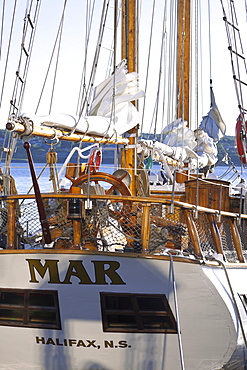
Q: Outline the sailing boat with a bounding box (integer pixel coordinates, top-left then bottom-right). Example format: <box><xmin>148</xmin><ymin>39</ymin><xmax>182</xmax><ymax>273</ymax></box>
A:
<box><xmin>0</xmin><ymin>0</ymin><xmax>247</xmax><ymax>369</ymax></box>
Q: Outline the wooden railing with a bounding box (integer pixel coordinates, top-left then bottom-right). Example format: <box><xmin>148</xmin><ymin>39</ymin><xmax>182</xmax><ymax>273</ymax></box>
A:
<box><xmin>1</xmin><ymin>192</ymin><xmax>247</xmax><ymax>262</ymax></box>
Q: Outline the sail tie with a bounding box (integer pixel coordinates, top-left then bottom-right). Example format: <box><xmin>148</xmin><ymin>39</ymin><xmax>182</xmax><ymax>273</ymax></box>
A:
<box><xmin>19</xmin><ymin>116</ymin><xmax>34</xmax><ymax>140</ymax></box>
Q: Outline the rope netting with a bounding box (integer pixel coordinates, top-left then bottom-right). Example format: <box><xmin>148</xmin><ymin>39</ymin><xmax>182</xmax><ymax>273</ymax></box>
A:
<box><xmin>0</xmin><ymin>192</ymin><xmax>245</xmax><ymax>264</ymax></box>
<box><xmin>12</xmin><ymin>196</ymin><xmax>190</xmax><ymax>252</ymax></box>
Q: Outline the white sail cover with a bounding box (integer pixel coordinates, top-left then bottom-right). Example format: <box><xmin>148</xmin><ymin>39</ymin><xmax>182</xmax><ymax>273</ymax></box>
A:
<box><xmin>22</xmin><ymin>61</ymin><xmax>144</xmax><ymax>137</ymax></box>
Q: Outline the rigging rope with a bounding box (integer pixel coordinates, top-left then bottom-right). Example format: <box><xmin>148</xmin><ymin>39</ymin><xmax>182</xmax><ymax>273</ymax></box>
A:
<box><xmin>207</xmin><ymin>0</ymin><xmax>212</xmax><ymax>83</ymax></box>
<box><xmin>78</xmin><ymin>0</ymin><xmax>111</xmax><ymax>118</ymax></box>
<box><xmin>49</xmin><ymin>0</ymin><xmax>67</xmax><ymax>114</ymax></box>
<box><xmin>1</xmin><ymin>0</ymin><xmax>41</xmax><ymax>170</ymax></box>
<box><xmin>153</xmin><ymin>1</ymin><xmax>168</xmax><ymax>141</ymax></box>
<box><xmin>98</xmin><ymin>0</ymin><xmax>122</xmax><ymax>143</ymax></box>
<box><xmin>68</xmin><ymin>0</ymin><xmax>121</xmax><ymax>141</ymax></box>
<box><xmin>0</xmin><ymin>1</ymin><xmax>16</xmax><ymax>169</ymax></box>
<box><xmin>219</xmin><ymin>0</ymin><xmax>247</xmax><ymax>171</ymax></box>
<box><xmin>177</xmin><ymin>0</ymin><xmax>186</xmax><ymax>123</ymax></box>
<box><xmin>10</xmin><ymin>0</ymin><xmax>41</xmax><ymax>117</ymax></box>
<box><xmin>160</xmin><ymin>0</ymin><xmax>177</xmax><ymax>142</ymax></box>
<box><xmin>35</xmin><ymin>0</ymin><xmax>67</xmax><ymax>114</ymax></box>
<box><xmin>62</xmin><ymin>0</ymin><xmax>112</xmax><ymax>141</ymax></box>
<box><xmin>0</xmin><ymin>0</ymin><xmax>17</xmax><ymax>109</ymax></box>
<box><xmin>164</xmin><ymin>0</ymin><xmax>177</xmax><ymax>135</ymax></box>
<box><xmin>0</xmin><ymin>0</ymin><xmax>5</xmax><ymax>64</ymax></box>
<box><xmin>76</xmin><ymin>0</ymin><xmax>96</xmax><ymax>117</ymax></box>
<box><xmin>194</xmin><ymin>0</ymin><xmax>199</xmax><ymax>132</ymax></box>
<box><xmin>220</xmin><ymin>0</ymin><xmax>247</xmax><ymax>113</ymax></box>
<box><xmin>140</xmin><ymin>0</ymin><xmax>156</xmax><ymax>137</ymax></box>
<box><xmin>105</xmin><ymin>0</ymin><xmax>121</xmax><ymax>80</ymax></box>
<box><xmin>108</xmin><ymin>0</ymin><xmax>118</xmax><ymax>142</ymax></box>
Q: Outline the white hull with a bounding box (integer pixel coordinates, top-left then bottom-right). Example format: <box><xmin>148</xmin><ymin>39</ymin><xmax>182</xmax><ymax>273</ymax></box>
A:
<box><xmin>0</xmin><ymin>250</ymin><xmax>245</xmax><ymax>370</ymax></box>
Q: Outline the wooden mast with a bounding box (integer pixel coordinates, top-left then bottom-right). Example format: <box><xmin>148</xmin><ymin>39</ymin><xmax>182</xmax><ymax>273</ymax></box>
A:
<box><xmin>121</xmin><ymin>0</ymin><xmax>138</xmax><ymax>195</ymax></box>
<box><xmin>177</xmin><ymin>0</ymin><xmax>191</xmax><ymax>125</ymax></box>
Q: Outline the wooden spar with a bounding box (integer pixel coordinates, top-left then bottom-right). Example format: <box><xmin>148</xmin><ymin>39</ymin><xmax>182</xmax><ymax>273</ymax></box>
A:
<box><xmin>70</xmin><ymin>186</ymin><xmax>82</xmax><ymax>249</ymax></box>
<box><xmin>122</xmin><ymin>0</ymin><xmax>137</xmax><ymax>75</ymax></box>
<box><xmin>24</xmin><ymin>142</ymin><xmax>53</xmax><ymax>247</ymax></box>
<box><xmin>122</xmin><ymin>0</ymin><xmax>138</xmax><ymax>195</ymax></box>
<box><xmin>6</xmin><ymin>121</ymin><xmax>128</xmax><ymax>145</ymax></box>
<box><xmin>142</xmin><ymin>203</ymin><xmax>151</xmax><ymax>252</ymax></box>
<box><xmin>228</xmin><ymin>218</ymin><xmax>245</xmax><ymax>263</ymax></box>
<box><xmin>6</xmin><ymin>200</ymin><xmax>15</xmax><ymax>249</ymax></box>
<box><xmin>177</xmin><ymin>0</ymin><xmax>191</xmax><ymax>125</ymax></box>
<box><xmin>184</xmin><ymin>209</ymin><xmax>202</xmax><ymax>258</ymax></box>
<box><xmin>207</xmin><ymin>214</ymin><xmax>224</xmax><ymax>256</ymax></box>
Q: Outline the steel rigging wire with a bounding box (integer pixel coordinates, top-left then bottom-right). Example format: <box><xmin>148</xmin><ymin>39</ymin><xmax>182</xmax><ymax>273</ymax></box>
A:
<box><xmin>78</xmin><ymin>0</ymin><xmax>111</xmax><ymax>118</ymax></box>
<box><xmin>35</xmin><ymin>0</ymin><xmax>67</xmax><ymax>115</ymax></box>
<box><xmin>220</xmin><ymin>0</ymin><xmax>247</xmax><ymax>113</ymax></box>
<box><xmin>49</xmin><ymin>1</ymin><xmax>67</xmax><ymax>115</ymax></box>
<box><xmin>0</xmin><ymin>0</ymin><xmax>17</xmax><ymax>110</ymax></box>
<box><xmin>0</xmin><ymin>0</ymin><xmax>41</xmax><ymax>168</ymax></box>
<box><xmin>152</xmin><ymin>0</ymin><xmax>168</xmax><ymax>141</ymax></box>
<box><xmin>0</xmin><ymin>0</ymin><xmax>5</xmax><ymax>65</ymax></box>
<box><xmin>76</xmin><ymin>0</ymin><xmax>96</xmax><ymax>117</ymax></box>
<box><xmin>140</xmin><ymin>0</ymin><xmax>156</xmax><ymax>138</ymax></box>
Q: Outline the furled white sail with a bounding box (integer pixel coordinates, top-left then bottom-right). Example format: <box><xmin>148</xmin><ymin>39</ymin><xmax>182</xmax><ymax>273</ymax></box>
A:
<box><xmin>21</xmin><ymin>61</ymin><xmax>144</xmax><ymax>138</ymax></box>
<box><xmin>140</xmin><ymin>116</ymin><xmax>220</xmax><ymax>169</ymax></box>
<box><xmin>139</xmin><ymin>88</ymin><xmax>224</xmax><ymax>170</ymax></box>
<box><xmin>139</xmin><ymin>88</ymin><xmax>226</xmax><ymax>171</ymax></box>
<box><xmin>162</xmin><ymin>119</ymin><xmax>197</xmax><ymax>150</ymax></box>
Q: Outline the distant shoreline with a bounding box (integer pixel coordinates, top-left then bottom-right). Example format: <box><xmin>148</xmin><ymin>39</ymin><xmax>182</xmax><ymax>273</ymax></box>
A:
<box><xmin>0</xmin><ymin>130</ymin><xmax>241</xmax><ymax>166</ymax></box>
<box><xmin>8</xmin><ymin>161</ymin><xmax>235</xmax><ymax>167</ymax></box>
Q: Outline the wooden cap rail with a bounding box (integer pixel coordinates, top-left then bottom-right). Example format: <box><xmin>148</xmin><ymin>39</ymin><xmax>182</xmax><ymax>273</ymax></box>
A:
<box><xmin>2</xmin><ymin>193</ymin><xmax>246</xmax><ymax>219</ymax></box>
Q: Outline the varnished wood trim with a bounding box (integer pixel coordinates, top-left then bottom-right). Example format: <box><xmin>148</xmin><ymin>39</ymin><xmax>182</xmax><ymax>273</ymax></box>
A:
<box><xmin>7</xmin><ymin>200</ymin><xmax>15</xmax><ymax>249</ymax></box>
<box><xmin>6</xmin><ymin>122</ymin><xmax>128</xmax><ymax>145</ymax></box>
<box><xmin>207</xmin><ymin>214</ymin><xmax>224</xmax><ymax>256</ymax></box>
<box><xmin>0</xmin><ymin>248</ymin><xmax>201</xmax><ymax>263</ymax></box>
<box><xmin>184</xmin><ymin>209</ymin><xmax>202</xmax><ymax>258</ymax></box>
<box><xmin>1</xmin><ymin>193</ymin><xmax>245</xmax><ymax>220</ymax></box>
<box><xmin>141</xmin><ymin>203</ymin><xmax>151</xmax><ymax>251</ymax></box>
<box><xmin>228</xmin><ymin>218</ymin><xmax>245</xmax><ymax>263</ymax></box>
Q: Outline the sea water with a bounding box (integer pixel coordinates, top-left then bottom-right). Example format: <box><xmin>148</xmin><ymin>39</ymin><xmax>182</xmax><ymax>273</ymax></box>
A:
<box><xmin>8</xmin><ymin>162</ymin><xmax>119</xmax><ymax>193</ymax></box>
<box><xmin>7</xmin><ymin>162</ymin><xmax>247</xmax><ymax>194</ymax></box>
